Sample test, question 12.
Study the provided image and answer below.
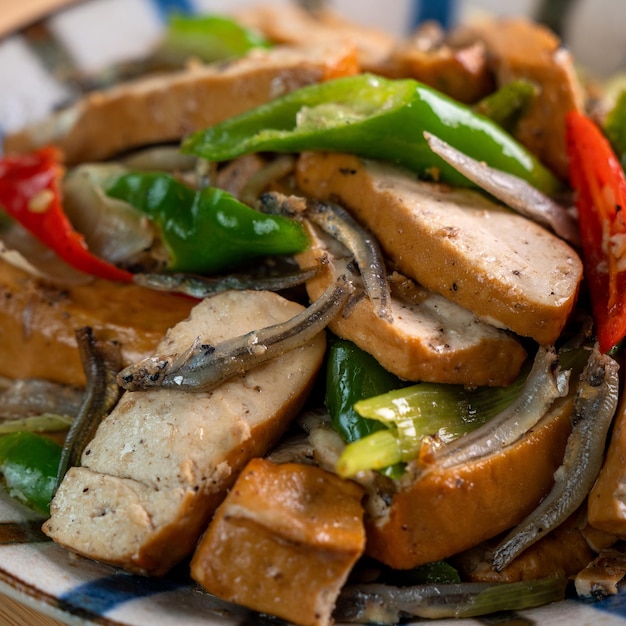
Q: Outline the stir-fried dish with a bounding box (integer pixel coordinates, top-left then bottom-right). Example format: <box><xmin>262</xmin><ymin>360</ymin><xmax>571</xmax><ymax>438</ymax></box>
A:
<box><xmin>3</xmin><ymin>4</ymin><xmax>626</xmax><ymax>625</ymax></box>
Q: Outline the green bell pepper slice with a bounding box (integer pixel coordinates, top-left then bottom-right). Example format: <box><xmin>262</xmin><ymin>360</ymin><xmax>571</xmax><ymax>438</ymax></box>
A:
<box><xmin>105</xmin><ymin>173</ymin><xmax>310</xmax><ymax>274</ymax></box>
<box><xmin>0</xmin><ymin>432</ymin><xmax>62</xmax><ymax>515</ymax></box>
<box><xmin>182</xmin><ymin>73</ymin><xmax>560</xmax><ymax>194</ymax></box>
<box><xmin>325</xmin><ymin>338</ymin><xmax>405</xmax><ymax>444</ymax></box>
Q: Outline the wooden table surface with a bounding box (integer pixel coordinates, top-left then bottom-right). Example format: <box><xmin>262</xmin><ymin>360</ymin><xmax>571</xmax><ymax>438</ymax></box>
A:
<box><xmin>0</xmin><ymin>593</ymin><xmax>66</xmax><ymax>625</ymax></box>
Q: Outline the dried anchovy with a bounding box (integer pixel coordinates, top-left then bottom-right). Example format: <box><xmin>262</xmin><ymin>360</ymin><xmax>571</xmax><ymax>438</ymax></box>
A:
<box><xmin>117</xmin><ymin>275</ymin><xmax>353</xmax><ymax>392</ymax></box>
<box><xmin>0</xmin><ymin>377</ymin><xmax>83</xmax><ymax>420</ymax></box>
<box><xmin>334</xmin><ymin>574</ymin><xmax>567</xmax><ymax>622</ymax></box>
<box><xmin>260</xmin><ymin>192</ymin><xmax>393</xmax><ymax>322</ymax></box>
<box><xmin>424</xmin><ymin>132</ymin><xmax>580</xmax><ymax>246</ymax></box>
<box><xmin>133</xmin><ymin>264</ymin><xmax>320</xmax><ymax>299</ymax></box>
<box><xmin>429</xmin><ymin>346</ymin><xmax>570</xmax><ymax>470</ymax></box>
<box><xmin>55</xmin><ymin>327</ymin><xmax>123</xmax><ymax>490</ymax></box>
<box><xmin>492</xmin><ymin>348</ymin><xmax>620</xmax><ymax>571</ymax></box>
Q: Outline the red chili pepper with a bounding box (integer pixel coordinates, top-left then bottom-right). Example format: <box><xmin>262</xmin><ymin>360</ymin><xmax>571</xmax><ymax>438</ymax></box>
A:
<box><xmin>566</xmin><ymin>110</ymin><xmax>626</xmax><ymax>353</ymax></box>
<box><xmin>0</xmin><ymin>147</ymin><xmax>132</xmax><ymax>282</ymax></box>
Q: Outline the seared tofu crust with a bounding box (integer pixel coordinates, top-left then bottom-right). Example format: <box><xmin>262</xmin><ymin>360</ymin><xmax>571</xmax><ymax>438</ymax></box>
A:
<box><xmin>364</xmin><ymin>397</ymin><xmax>573</xmax><ymax>569</ymax></box>
<box><xmin>296</xmin><ymin>152</ymin><xmax>583</xmax><ymax>345</ymax></box>
<box><xmin>0</xmin><ymin>259</ymin><xmax>194</xmax><ymax>386</ymax></box>
<box><xmin>191</xmin><ymin>458</ymin><xmax>365</xmax><ymax>626</ymax></box>
<box><xmin>5</xmin><ymin>42</ymin><xmax>358</xmax><ymax>164</ymax></box>
<box><xmin>296</xmin><ymin>223</ymin><xmax>527</xmax><ymax>386</ymax></box>
<box><xmin>43</xmin><ymin>290</ymin><xmax>326</xmax><ymax>574</ymax></box>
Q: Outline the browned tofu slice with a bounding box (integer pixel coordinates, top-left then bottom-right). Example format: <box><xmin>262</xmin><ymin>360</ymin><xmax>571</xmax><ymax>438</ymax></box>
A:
<box><xmin>296</xmin><ymin>152</ymin><xmax>583</xmax><ymax>345</ymax></box>
<box><xmin>296</xmin><ymin>223</ymin><xmax>527</xmax><ymax>386</ymax></box>
<box><xmin>587</xmin><ymin>385</ymin><xmax>626</xmax><ymax>537</ymax></box>
<box><xmin>364</xmin><ymin>397</ymin><xmax>573</xmax><ymax>569</ymax></box>
<box><xmin>235</xmin><ymin>3</ymin><xmax>394</xmax><ymax>73</ymax></box>
<box><xmin>4</xmin><ymin>42</ymin><xmax>358</xmax><ymax>164</ymax></box>
<box><xmin>43</xmin><ymin>291</ymin><xmax>326</xmax><ymax>575</ymax></box>
<box><xmin>191</xmin><ymin>458</ymin><xmax>365</xmax><ymax>626</ymax></box>
<box><xmin>575</xmin><ymin>549</ymin><xmax>626</xmax><ymax>598</ymax></box>
<box><xmin>454</xmin><ymin>510</ymin><xmax>595</xmax><ymax>583</ymax></box>
<box><xmin>0</xmin><ymin>258</ymin><xmax>194</xmax><ymax>386</ymax></box>
<box><xmin>452</xmin><ymin>18</ymin><xmax>585</xmax><ymax>179</ymax></box>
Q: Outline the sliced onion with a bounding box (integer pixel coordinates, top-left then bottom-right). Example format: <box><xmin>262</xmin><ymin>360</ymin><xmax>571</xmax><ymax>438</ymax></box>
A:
<box><xmin>424</xmin><ymin>132</ymin><xmax>580</xmax><ymax>246</ymax></box>
<box><xmin>62</xmin><ymin>164</ymin><xmax>155</xmax><ymax>265</ymax></box>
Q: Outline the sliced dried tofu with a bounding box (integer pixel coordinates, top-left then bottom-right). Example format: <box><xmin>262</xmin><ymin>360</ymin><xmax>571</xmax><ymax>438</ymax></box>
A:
<box><xmin>296</xmin><ymin>223</ymin><xmax>526</xmax><ymax>386</ymax></box>
<box><xmin>364</xmin><ymin>397</ymin><xmax>573</xmax><ymax>569</ymax></box>
<box><xmin>43</xmin><ymin>290</ymin><xmax>326</xmax><ymax>575</ymax></box>
<box><xmin>575</xmin><ymin>549</ymin><xmax>626</xmax><ymax>598</ymax></box>
<box><xmin>235</xmin><ymin>3</ymin><xmax>394</xmax><ymax>73</ymax></box>
<box><xmin>191</xmin><ymin>458</ymin><xmax>365</xmax><ymax>626</ymax></box>
<box><xmin>454</xmin><ymin>510</ymin><xmax>594</xmax><ymax>583</ymax></box>
<box><xmin>296</xmin><ymin>152</ymin><xmax>583</xmax><ymax>345</ymax></box>
<box><xmin>0</xmin><ymin>258</ymin><xmax>194</xmax><ymax>386</ymax></box>
<box><xmin>587</xmin><ymin>385</ymin><xmax>626</xmax><ymax>537</ymax></box>
<box><xmin>4</xmin><ymin>41</ymin><xmax>358</xmax><ymax>164</ymax></box>
<box><xmin>379</xmin><ymin>22</ymin><xmax>494</xmax><ymax>103</ymax></box>
<box><xmin>452</xmin><ymin>18</ymin><xmax>585</xmax><ymax>179</ymax></box>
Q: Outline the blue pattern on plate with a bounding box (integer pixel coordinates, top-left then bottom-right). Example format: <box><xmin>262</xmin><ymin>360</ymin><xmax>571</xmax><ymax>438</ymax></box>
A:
<box><xmin>58</xmin><ymin>571</ymin><xmax>190</xmax><ymax>616</ymax></box>
<box><xmin>4</xmin><ymin>2</ymin><xmax>626</xmax><ymax>625</ymax></box>
<box><xmin>148</xmin><ymin>0</ymin><xmax>196</xmax><ymax>20</ymax></box>
<box><xmin>411</xmin><ymin>0</ymin><xmax>457</xmax><ymax>29</ymax></box>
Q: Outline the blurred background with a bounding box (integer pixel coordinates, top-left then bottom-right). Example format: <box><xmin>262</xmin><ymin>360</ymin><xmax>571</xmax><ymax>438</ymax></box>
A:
<box><xmin>1</xmin><ymin>0</ymin><xmax>625</xmax><ymax>134</ymax></box>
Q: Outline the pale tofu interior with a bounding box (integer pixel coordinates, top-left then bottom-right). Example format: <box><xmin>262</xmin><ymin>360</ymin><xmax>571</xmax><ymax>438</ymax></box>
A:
<box><xmin>43</xmin><ymin>290</ymin><xmax>326</xmax><ymax>574</ymax></box>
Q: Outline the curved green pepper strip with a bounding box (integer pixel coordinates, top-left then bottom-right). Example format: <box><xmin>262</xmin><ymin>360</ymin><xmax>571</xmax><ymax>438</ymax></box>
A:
<box><xmin>473</xmin><ymin>79</ymin><xmax>538</xmax><ymax>134</ymax></box>
<box><xmin>0</xmin><ymin>432</ymin><xmax>62</xmax><ymax>515</ymax></box>
<box><xmin>105</xmin><ymin>173</ymin><xmax>309</xmax><ymax>274</ymax></box>
<box><xmin>160</xmin><ymin>14</ymin><xmax>271</xmax><ymax>64</ymax></box>
<box><xmin>325</xmin><ymin>338</ymin><xmax>405</xmax><ymax>444</ymax></box>
<box><xmin>182</xmin><ymin>74</ymin><xmax>560</xmax><ymax>194</ymax></box>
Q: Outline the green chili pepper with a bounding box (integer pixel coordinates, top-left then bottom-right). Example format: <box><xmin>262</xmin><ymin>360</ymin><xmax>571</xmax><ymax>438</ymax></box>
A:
<box><xmin>105</xmin><ymin>173</ymin><xmax>309</xmax><ymax>274</ymax></box>
<box><xmin>159</xmin><ymin>14</ymin><xmax>271</xmax><ymax>64</ymax></box>
<box><xmin>182</xmin><ymin>73</ymin><xmax>560</xmax><ymax>194</ymax></box>
<box><xmin>473</xmin><ymin>79</ymin><xmax>538</xmax><ymax>134</ymax></box>
<box><xmin>325</xmin><ymin>338</ymin><xmax>405</xmax><ymax>444</ymax></box>
<box><xmin>604</xmin><ymin>89</ymin><xmax>626</xmax><ymax>170</ymax></box>
<box><xmin>0</xmin><ymin>432</ymin><xmax>62</xmax><ymax>515</ymax></box>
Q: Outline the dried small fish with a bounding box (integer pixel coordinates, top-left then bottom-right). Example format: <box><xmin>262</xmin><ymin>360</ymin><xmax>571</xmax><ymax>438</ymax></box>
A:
<box><xmin>0</xmin><ymin>377</ymin><xmax>83</xmax><ymax>420</ymax></box>
<box><xmin>133</xmin><ymin>264</ymin><xmax>320</xmax><ymax>298</ymax></box>
<box><xmin>492</xmin><ymin>348</ymin><xmax>620</xmax><ymax>571</ymax></box>
<box><xmin>118</xmin><ymin>275</ymin><xmax>353</xmax><ymax>392</ymax></box>
<box><xmin>428</xmin><ymin>346</ymin><xmax>570</xmax><ymax>470</ymax></box>
<box><xmin>333</xmin><ymin>574</ymin><xmax>567</xmax><ymax>622</ymax></box>
<box><xmin>260</xmin><ymin>192</ymin><xmax>393</xmax><ymax>322</ymax></box>
<box><xmin>55</xmin><ymin>327</ymin><xmax>123</xmax><ymax>490</ymax></box>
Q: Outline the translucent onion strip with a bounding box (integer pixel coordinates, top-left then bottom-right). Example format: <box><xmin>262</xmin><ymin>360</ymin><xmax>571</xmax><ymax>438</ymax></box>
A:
<box><xmin>133</xmin><ymin>264</ymin><xmax>320</xmax><ymax>299</ymax></box>
<box><xmin>424</xmin><ymin>132</ymin><xmax>580</xmax><ymax>245</ymax></box>
<box><xmin>0</xmin><ymin>377</ymin><xmax>83</xmax><ymax>421</ymax></box>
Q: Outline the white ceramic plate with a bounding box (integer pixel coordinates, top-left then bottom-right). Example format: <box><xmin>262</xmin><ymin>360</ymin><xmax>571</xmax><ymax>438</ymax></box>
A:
<box><xmin>2</xmin><ymin>1</ymin><xmax>626</xmax><ymax>624</ymax></box>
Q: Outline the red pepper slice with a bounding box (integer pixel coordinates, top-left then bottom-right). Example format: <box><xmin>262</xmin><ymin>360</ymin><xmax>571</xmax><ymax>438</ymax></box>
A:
<box><xmin>566</xmin><ymin>110</ymin><xmax>626</xmax><ymax>353</ymax></box>
<box><xmin>0</xmin><ymin>147</ymin><xmax>132</xmax><ymax>283</ymax></box>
